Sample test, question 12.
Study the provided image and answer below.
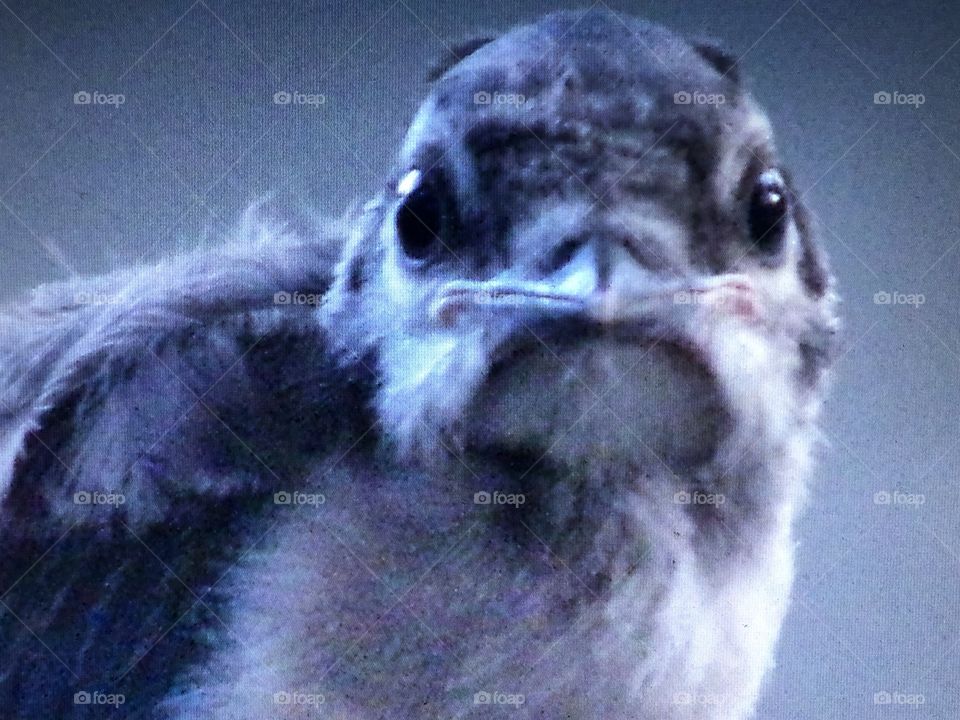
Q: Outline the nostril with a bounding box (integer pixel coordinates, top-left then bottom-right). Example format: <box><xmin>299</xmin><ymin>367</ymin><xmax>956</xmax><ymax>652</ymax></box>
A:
<box><xmin>544</xmin><ymin>238</ymin><xmax>585</xmax><ymax>274</ymax></box>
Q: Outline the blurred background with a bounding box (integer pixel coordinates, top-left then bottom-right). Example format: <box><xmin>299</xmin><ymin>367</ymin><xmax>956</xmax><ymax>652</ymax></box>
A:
<box><xmin>1</xmin><ymin>0</ymin><xmax>957</xmax><ymax>717</ymax></box>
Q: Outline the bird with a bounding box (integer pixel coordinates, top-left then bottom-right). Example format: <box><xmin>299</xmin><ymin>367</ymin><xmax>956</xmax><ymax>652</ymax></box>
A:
<box><xmin>0</xmin><ymin>9</ymin><xmax>837</xmax><ymax>720</ymax></box>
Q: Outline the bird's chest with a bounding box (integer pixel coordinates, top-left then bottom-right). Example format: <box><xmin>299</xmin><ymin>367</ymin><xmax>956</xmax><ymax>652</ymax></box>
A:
<box><xmin>197</xmin><ymin>449</ymin><xmax>796</xmax><ymax>720</ymax></box>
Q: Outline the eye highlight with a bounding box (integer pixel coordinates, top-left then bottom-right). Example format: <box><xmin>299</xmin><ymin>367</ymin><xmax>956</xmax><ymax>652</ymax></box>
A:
<box><xmin>747</xmin><ymin>168</ymin><xmax>790</xmax><ymax>253</ymax></box>
<box><xmin>394</xmin><ymin>168</ymin><xmax>454</xmax><ymax>262</ymax></box>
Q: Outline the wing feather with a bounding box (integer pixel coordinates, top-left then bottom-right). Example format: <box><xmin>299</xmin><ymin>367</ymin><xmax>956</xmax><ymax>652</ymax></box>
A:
<box><xmin>0</xmin><ymin>206</ymin><xmax>373</xmax><ymax>530</ymax></box>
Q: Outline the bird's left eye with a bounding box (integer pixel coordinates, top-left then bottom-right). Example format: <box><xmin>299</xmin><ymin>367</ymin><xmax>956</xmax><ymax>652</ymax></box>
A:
<box><xmin>394</xmin><ymin>168</ymin><xmax>454</xmax><ymax>262</ymax></box>
<box><xmin>747</xmin><ymin>168</ymin><xmax>790</xmax><ymax>253</ymax></box>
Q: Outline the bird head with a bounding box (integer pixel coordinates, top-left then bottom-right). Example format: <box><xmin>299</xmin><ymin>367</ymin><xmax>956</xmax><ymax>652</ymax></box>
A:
<box><xmin>327</xmin><ymin>11</ymin><xmax>837</xmax><ymax>478</ymax></box>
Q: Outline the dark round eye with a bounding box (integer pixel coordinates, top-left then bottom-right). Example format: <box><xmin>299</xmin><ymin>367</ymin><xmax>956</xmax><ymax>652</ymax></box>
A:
<box><xmin>394</xmin><ymin>168</ymin><xmax>453</xmax><ymax>262</ymax></box>
<box><xmin>748</xmin><ymin>169</ymin><xmax>790</xmax><ymax>252</ymax></box>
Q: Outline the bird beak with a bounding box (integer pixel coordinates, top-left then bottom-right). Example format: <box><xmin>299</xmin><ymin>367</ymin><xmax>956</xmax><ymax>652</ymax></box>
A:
<box><xmin>431</xmin><ymin>247</ymin><xmax>755</xmax><ymax>327</ymax></box>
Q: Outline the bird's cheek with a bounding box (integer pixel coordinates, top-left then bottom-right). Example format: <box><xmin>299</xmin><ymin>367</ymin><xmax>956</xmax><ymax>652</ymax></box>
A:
<box><xmin>694</xmin><ymin>288</ymin><xmax>764</xmax><ymax>325</ymax></box>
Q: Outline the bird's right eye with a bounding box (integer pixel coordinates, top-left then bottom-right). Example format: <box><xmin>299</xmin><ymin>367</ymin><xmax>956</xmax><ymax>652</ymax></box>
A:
<box><xmin>394</xmin><ymin>168</ymin><xmax>453</xmax><ymax>262</ymax></box>
<box><xmin>747</xmin><ymin>168</ymin><xmax>790</xmax><ymax>254</ymax></box>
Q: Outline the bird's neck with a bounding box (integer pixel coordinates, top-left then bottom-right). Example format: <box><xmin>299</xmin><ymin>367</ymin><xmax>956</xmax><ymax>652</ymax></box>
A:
<box><xmin>450</xmin><ymin>434</ymin><xmax>809</xmax><ymax>588</ymax></box>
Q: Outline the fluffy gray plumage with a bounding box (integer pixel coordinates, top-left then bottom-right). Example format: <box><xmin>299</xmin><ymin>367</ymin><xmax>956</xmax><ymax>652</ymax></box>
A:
<box><xmin>0</xmin><ymin>10</ymin><xmax>837</xmax><ymax>719</ymax></box>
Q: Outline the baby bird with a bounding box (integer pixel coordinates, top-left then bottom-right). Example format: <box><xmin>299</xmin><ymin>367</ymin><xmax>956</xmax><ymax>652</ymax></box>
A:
<box><xmin>0</xmin><ymin>10</ymin><xmax>836</xmax><ymax>719</ymax></box>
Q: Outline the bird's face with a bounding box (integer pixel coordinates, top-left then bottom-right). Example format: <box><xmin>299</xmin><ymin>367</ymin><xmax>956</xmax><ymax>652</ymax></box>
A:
<box><xmin>329</xmin><ymin>13</ymin><xmax>837</xmax><ymax>474</ymax></box>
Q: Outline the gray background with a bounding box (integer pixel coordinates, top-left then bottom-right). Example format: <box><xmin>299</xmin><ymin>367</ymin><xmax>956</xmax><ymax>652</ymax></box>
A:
<box><xmin>1</xmin><ymin>0</ymin><xmax>958</xmax><ymax>717</ymax></box>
